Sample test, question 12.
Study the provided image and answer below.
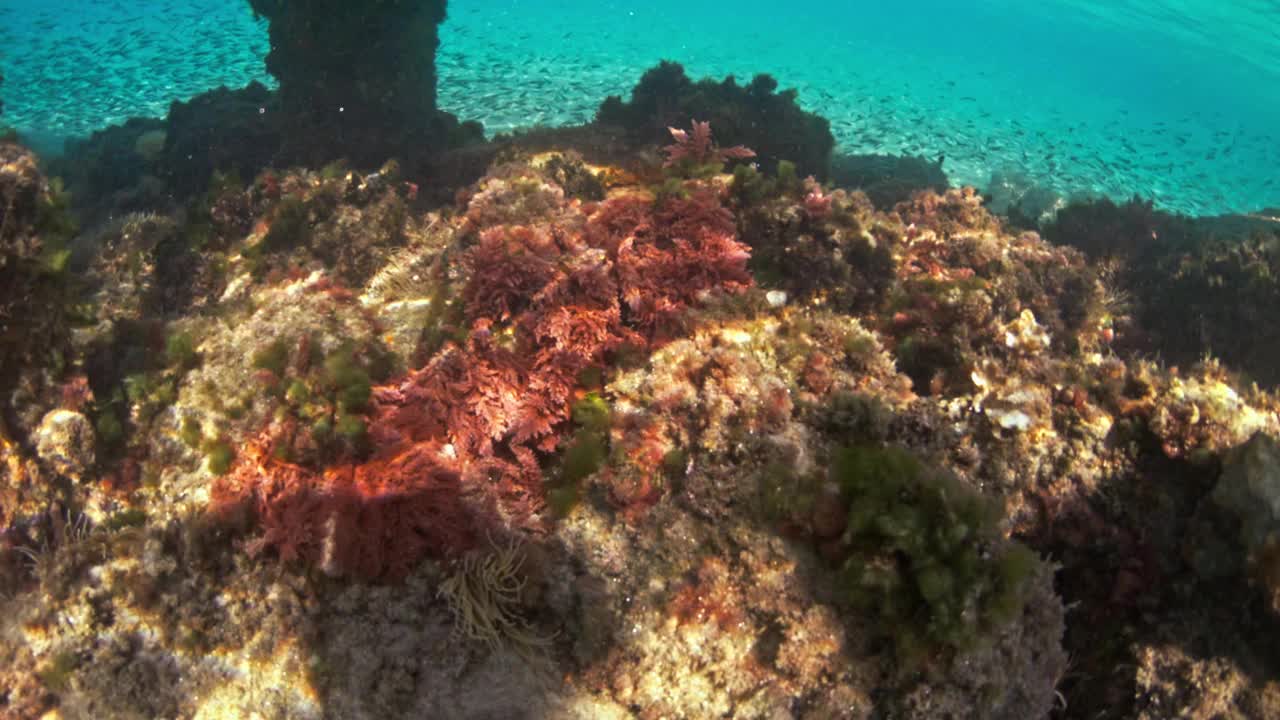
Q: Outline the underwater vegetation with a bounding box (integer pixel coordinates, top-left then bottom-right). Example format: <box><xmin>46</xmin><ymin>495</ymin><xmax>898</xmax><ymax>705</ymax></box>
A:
<box><xmin>5</xmin><ymin>116</ymin><xmax>1280</xmax><ymax>716</ymax></box>
<box><xmin>827</xmin><ymin>445</ymin><xmax>1039</xmax><ymax>664</ymax></box>
<box><xmin>50</xmin><ymin>2</ymin><xmax>482</xmax><ymax>226</ymax></box>
<box><xmin>0</xmin><ymin>144</ymin><xmax>77</xmax><ymax>451</ymax></box>
<box><xmin>209</xmin><ymin>142</ymin><xmax>753</xmax><ymax>582</ymax></box>
<box><xmin>4</xmin><ymin>6</ymin><xmax>1280</xmax><ymax>717</ymax></box>
<box><xmin>829</xmin><ymin>152</ymin><xmax>949</xmax><ymax>210</ymax></box>
<box><xmin>1044</xmin><ymin>195</ymin><xmax>1280</xmax><ymax>387</ymax></box>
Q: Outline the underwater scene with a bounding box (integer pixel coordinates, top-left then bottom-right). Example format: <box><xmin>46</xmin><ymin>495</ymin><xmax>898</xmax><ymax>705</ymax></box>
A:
<box><xmin>1</xmin><ymin>0</ymin><xmax>1279</xmax><ymax>718</ymax></box>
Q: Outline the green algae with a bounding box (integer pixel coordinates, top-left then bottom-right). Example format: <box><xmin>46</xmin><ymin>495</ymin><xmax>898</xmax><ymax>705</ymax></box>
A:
<box><xmin>758</xmin><ymin>457</ymin><xmax>813</xmax><ymax>523</ymax></box>
<box><xmin>830</xmin><ymin>445</ymin><xmax>1039</xmax><ymax>667</ymax></box>
<box><xmin>661</xmin><ymin>448</ymin><xmax>689</xmax><ymax>481</ymax></box>
<box><xmin>548</xmin><ymin>394</ymin><xmax>615</xmax><ymax>516</ymax></box>
<box><xmin>202</xmin><ymin>438</ymin><xmax>235</xmax><ymax>475</ymax></box>
<box><xmin>262</xmin><ymin>194</ymin><xmax>310</xmax><ymax>252</ymax></box>
<box><xmin>334</xmin><ymin>412</ymin><xmax>367</xmax><ymax>442</ymax></box>
<box><xmin>252</xmin><ymin>338</ymin><xmax>290</xmax><ymax>377</ymax></box>
<box><xmin>561</xmin><ymin>431</ymin><xmax>607</xmax><ymax>487</ymax></box>
<box><xmin>105</xmin><ymin>507</ymin><xmax>148</xmax><ymax>531</ymax></box>
<box><xmin>164</xmin><ymin>331</ymin><xmax>198</xmax><ymax>371</ymax></box>
<box><xmin>731</xmin><ymin>159</ymin><xmax>804</xmax><ymax>208</ymax></box>
<box><xmin>94</xmin><ymin>410</ymin><xmax>125</xmax><ymax>449</ymax></box>
<box><xmin>179</xmin><ymin>416</ymin><xmax>202</xmax><ymax>448</ymax></box>
<box><xmin>324</xmin><ymin>344</ymin><xmax>372</xmax><ymax>413</ymax></box>
<box><xmin>571</xmin><ymin>393</ymin><xmax>611</xmax><ymax>434</ymax></box>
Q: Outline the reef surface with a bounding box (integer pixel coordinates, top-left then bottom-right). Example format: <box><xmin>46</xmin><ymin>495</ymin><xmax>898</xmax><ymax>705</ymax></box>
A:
<box><xmin>2</xmin><ymin>18</ymin><xmax>1280</xmax><ymax>717</ymax></box>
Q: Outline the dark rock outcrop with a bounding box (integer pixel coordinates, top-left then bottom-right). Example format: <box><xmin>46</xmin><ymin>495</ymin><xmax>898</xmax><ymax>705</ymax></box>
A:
<box><xmin>597</xmin><ymin>60</ymin><xmax>835</xmax><ymax>179</ymax></box>
<box><xmin>248</xmin><ymin>0</ymin><xmax>479</xmax><ymax>168</ymax></box>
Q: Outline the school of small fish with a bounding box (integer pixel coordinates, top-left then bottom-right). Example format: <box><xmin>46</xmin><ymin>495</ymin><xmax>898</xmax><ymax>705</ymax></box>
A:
<box><xmin>0</xmin><ymin>0</ymin><xmax>272</xmax><ymax>144</ymax></box>
<box><xmin>2</xmin><ymin>0</ymin><xmax>1276</xmax><ymax>217</ymax></box>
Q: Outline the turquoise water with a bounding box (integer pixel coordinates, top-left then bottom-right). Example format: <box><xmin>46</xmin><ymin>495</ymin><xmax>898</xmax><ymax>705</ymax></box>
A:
<box><xmin>2</xmin><ymin>0</ymin><xmax>1277</xmax><ymax>215</ymax></box>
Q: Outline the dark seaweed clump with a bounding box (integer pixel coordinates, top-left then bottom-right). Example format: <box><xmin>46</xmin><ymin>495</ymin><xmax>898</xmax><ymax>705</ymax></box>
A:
<box><xmin>830</xmin><ymin>152</ymin><xmax>949</xmax><ymax>209</ymax></box>
<box><xmin>597</xmin><ymin>60</ymin><xmax>835</xmax><ymax>179</ymax></box>
<box><xmin>1044</xmin><ymin>195</ymin><xmax>1280</xmax><ymax>387</ymax></box>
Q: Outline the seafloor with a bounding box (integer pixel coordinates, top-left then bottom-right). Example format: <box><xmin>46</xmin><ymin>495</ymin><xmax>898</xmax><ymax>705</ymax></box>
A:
<box><xmin>3</xmin><ymin>0</ymin><xmax>1279</xmax><ymax>217</ymax></box>
<box><xmin>3</xmin><ymin>4</ymin><xmax>1280</xmax><ymax>720</ymax></box>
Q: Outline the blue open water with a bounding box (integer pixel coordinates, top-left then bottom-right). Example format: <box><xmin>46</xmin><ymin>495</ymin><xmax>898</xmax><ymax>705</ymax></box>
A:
<box><xmin>1</xmin><ymin>0</ymin><xmax>1277</xmax><ymax>216</ymax></box>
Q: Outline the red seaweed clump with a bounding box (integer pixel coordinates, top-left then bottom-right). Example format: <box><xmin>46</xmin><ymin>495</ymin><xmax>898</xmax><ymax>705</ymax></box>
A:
<box><xmin>214</xmin><ymin>160</ymin><xmax>753</xmax><ymax>580</ymax></box>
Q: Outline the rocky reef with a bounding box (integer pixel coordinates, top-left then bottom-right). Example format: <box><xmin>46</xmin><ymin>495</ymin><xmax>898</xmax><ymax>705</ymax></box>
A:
<box><xmin>1043</xmin><ymin>196</ymin><xmax>1280</xmax><ymax>389</ymax></box>
<box><xmin>3</xmin><ymin>65</ymin><xmax>1280</xmax><ymax>720</ymax></box>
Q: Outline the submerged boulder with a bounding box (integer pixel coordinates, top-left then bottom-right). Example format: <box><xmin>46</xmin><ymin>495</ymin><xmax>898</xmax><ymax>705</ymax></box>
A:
<box><xmin>1212</xmin><ymin>433</ymin><xmax>1280</xmax><ymax>562</ymax></box>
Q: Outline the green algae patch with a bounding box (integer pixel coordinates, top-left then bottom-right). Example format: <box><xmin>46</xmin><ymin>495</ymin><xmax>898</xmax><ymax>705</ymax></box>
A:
<box><xmin>830</xmin><ymin>445</ymin><xmax>1040</xmax><ymax>667</ymax></box>
<box><xmin>548</xmin><ymin>394</ymin><xmax>615</xmax><ymax>516</ymax></box>
<box><xmin>549</xmin><ymin>429</ymin><xmax>608</xmax><ymax>517</ymax></box>
<box><xmin>165</xmin><ymin>331</ymin><xmax>199</xmax><ymax>371</ymax></box>
<box><xmin>202</xmin><ymin>438</ymin><xmax>235</xmax><ymax>475</ymax></box>
<box><xmin>561</xmin><ymin>431</ymin><xmax>607</xmax><ymax>487</ymax></box>
<box><xmin>252</xmin><ymin>338</ymin><xmax>291</xmax><ymax>377</ymax></box>
<box><xmin>325</xmin><ymin>344</ymin><xmax>373</xmax><ymax>413</ymax></box>
<box><xmin>571</xmin><ymin>393</ymin><xmax>611</xmax><ymax>434</ymax></box>
<box><xmin>105</xmin><ymin>507</ymin><xmax>148</xmax><ymax>531</ymax></box>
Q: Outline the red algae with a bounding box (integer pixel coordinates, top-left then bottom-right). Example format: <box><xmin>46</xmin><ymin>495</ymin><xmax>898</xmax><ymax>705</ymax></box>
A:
<box><xmin>214</xmin><ymin>160</ymin><xmax>754</xmax><ymax>579</ymax></box>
